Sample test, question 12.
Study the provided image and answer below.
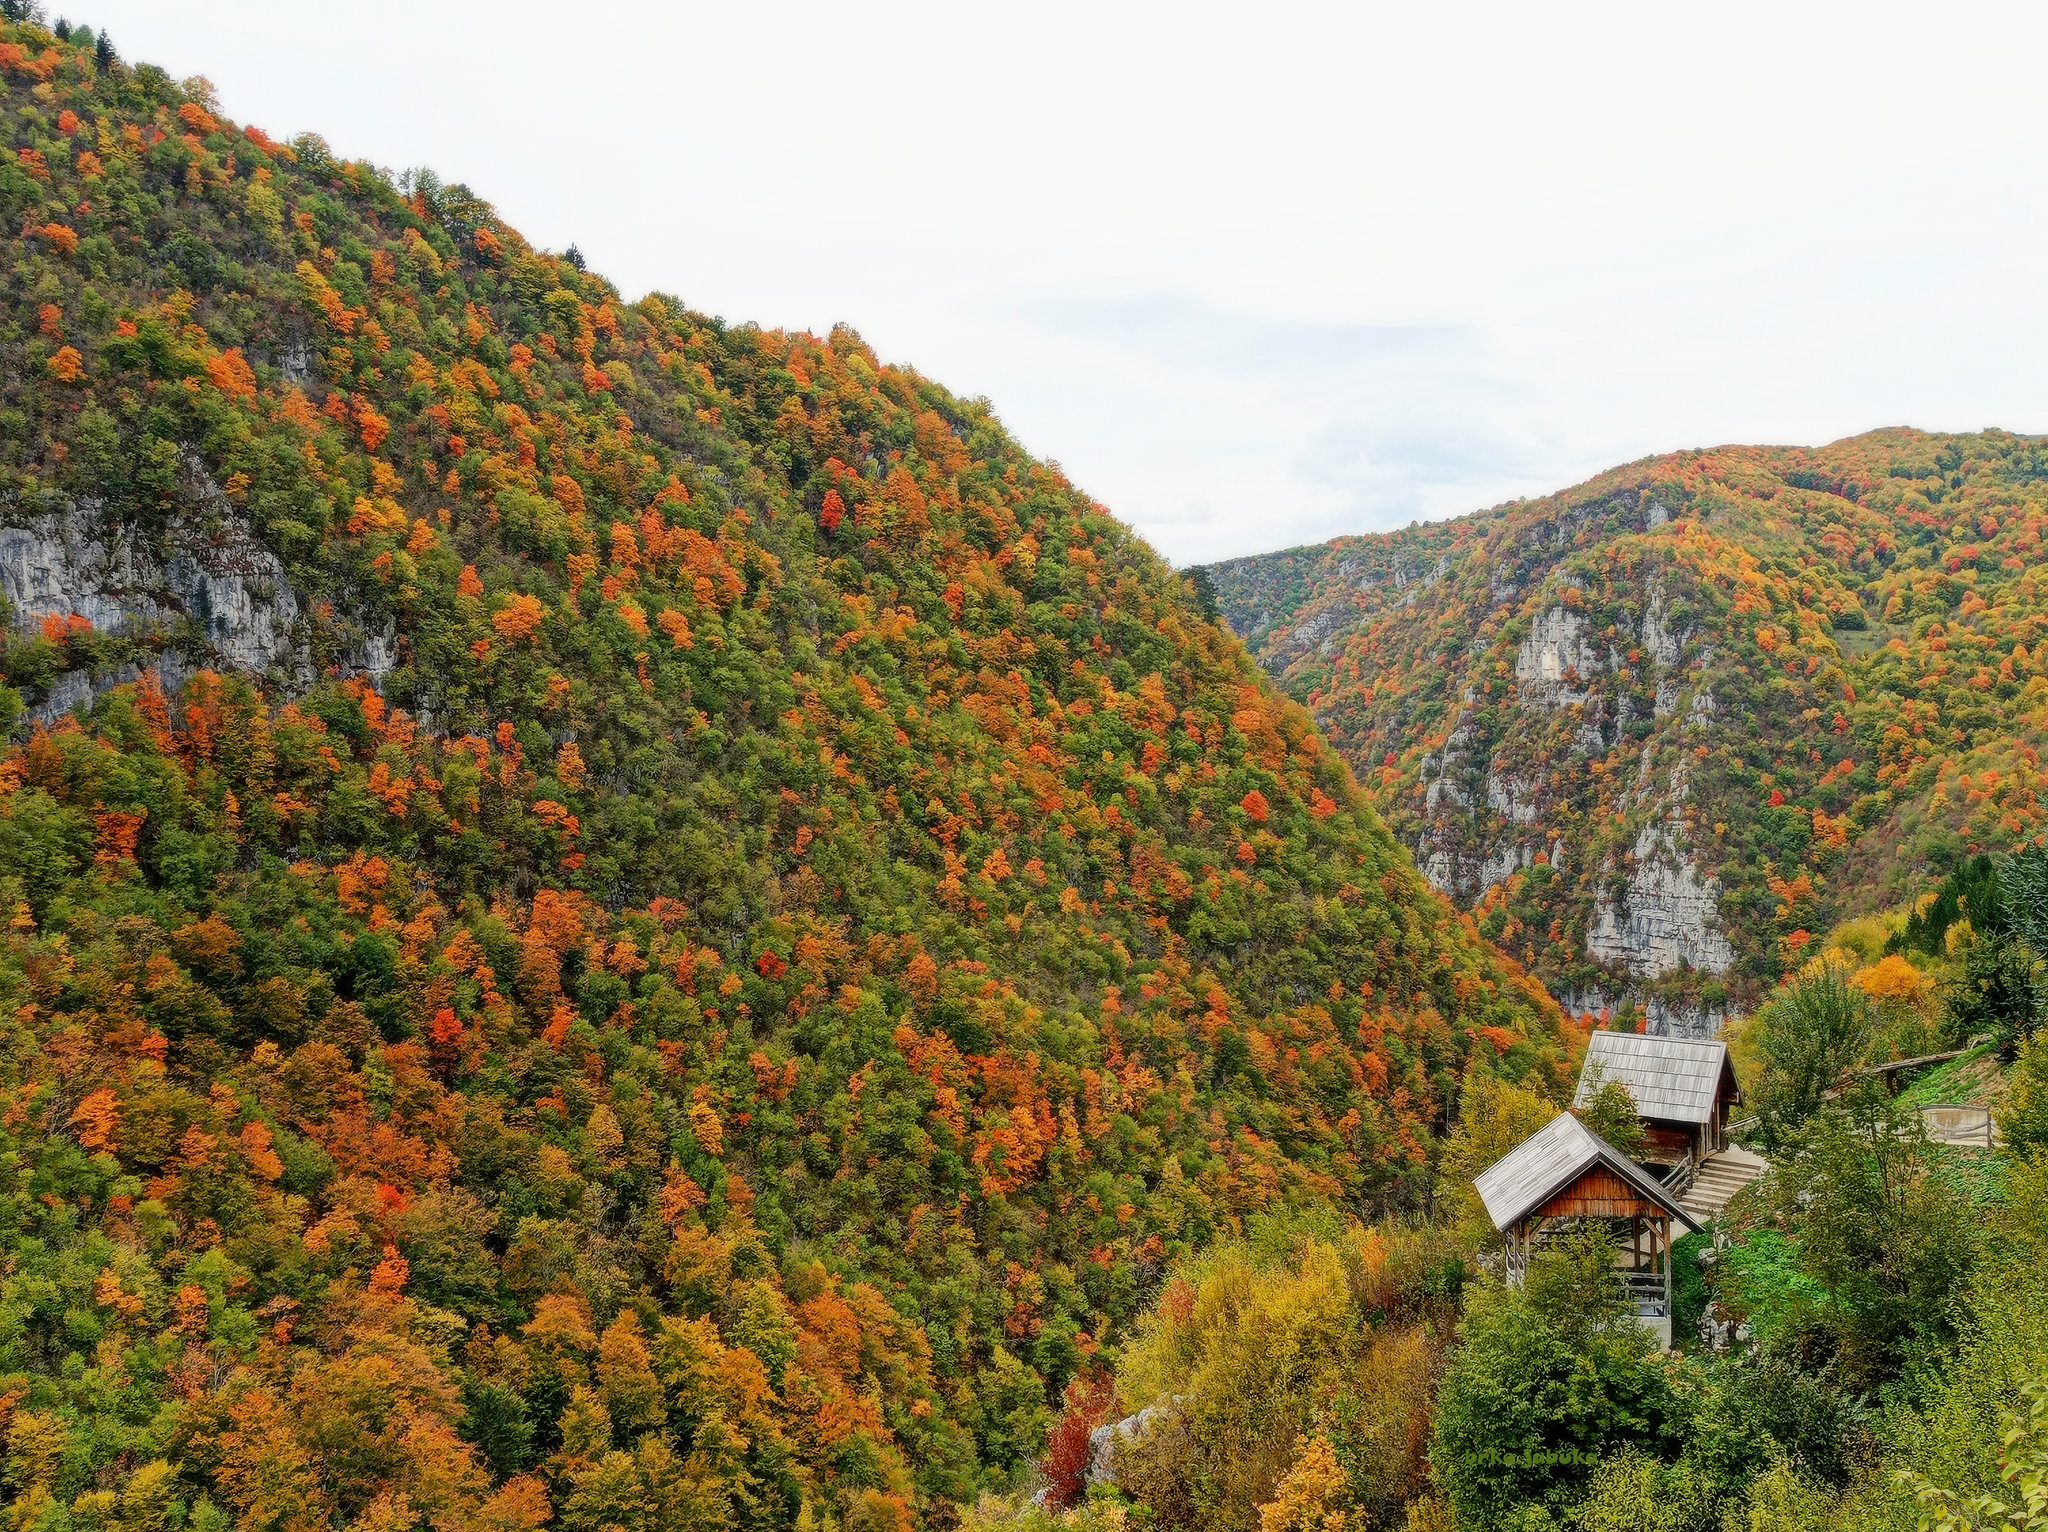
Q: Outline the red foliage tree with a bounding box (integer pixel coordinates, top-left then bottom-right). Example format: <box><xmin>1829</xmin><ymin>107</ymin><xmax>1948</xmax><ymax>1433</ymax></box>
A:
<box><xmin>1038</xmin><ymin>1371</ymin><xmax>1120</xmax><ymax>1509</ymax></box>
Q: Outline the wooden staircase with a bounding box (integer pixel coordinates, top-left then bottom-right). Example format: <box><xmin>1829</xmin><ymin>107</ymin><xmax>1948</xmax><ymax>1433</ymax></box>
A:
<box><xmin>1678</xmin><ymin>1146</ymin><xmax>1769</xmax><ymax>1224</ymax></box>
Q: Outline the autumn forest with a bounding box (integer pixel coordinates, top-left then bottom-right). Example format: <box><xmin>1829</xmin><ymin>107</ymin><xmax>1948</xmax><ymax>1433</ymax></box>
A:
<box><xmin>1</xmin><ymin>14</ymin><xmax>2046</xmax><ymax>1532</ymax></box>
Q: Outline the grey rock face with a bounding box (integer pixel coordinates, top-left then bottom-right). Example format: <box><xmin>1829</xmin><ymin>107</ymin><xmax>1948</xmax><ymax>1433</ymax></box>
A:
<box><xmin>30</xmin><ymin>668</ymin><xmax>98</xmax><ymax>722</ymax></box>
<box><xmin>1486</xmin><ymin>767</ymin><xmax>1538</xmax><ymax>825</ymax></box>
<box><xmin>1087</xmin><ymin>1400</ymin><xmax>1173</xmax><ymax>1486</ymax></box>
<box><xmin>275</xmin><ymin>332</ymin><xmax>317</xmax><ymax>389</ymax></box>
<box><xmin>1644</xmin><ymin>995</ymin><xmax>1727</xmax><ymax>1040</ymax></box>
<box><xmin>1515</xmin><ymin>605</ymin><xmax>1600</xmax><ymax>707</ymax></box>
<box><xmin>1</xmin><ymin>479</ymin><xmax>304</xmax><ymax>722</ymax></box>
<box><xmin>1478</xmin><ymin>843</ymin><xmax>1532</xmax><ymax>891</ymax></box>
<box><xmin>1640</xmin><ymin>581</ymin><xmax>1683</xmax><ymax>670</ymax></box>
<box><xmin>1587</xmin><ymin>818</ymin><xmax>1736</xmax><ymax>979</ymax></box>
<box><xmin>1272</xmin><ymin>602</ymin><xmax>1352</xmax><ymax>663</ymax></box>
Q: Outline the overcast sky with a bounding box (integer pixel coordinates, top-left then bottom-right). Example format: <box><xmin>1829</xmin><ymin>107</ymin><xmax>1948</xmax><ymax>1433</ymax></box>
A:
<box><xmin>68</xmin><ymin>1</ymin><xmax>2048</xmax><ymax>563</ymax></box>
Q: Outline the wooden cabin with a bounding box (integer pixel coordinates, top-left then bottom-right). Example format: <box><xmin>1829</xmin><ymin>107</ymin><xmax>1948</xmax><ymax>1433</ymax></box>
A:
<box><xmin>1572</xmin><ymin>1031</ymin><xmax>1741</xmax><ymax>1169</ymax></box>
<box><xmin>1474</xmin><ymin>1112</ymin><xmax>1702</xmax><ymax>1349</ymax></box>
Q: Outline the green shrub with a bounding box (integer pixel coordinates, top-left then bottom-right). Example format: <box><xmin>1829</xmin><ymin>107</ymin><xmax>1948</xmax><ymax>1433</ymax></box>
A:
<box><xmin>1872</xmin><ymin>1157</ymin><xmax>2048</xmax><ymax>1524</ymax></box>
<box><xmin>1572</xmin><ymin>1448</ymin><xmax>1718</xmax><ymax>1532</ymax></box>
<box><xmin>1732</xmin><ymin>1094</ymin><xmax>1978</xmax><ymax>1390</ymax></box>
<box><xmin>1723</xmin><ymin>1460</ymin><xmax>1841</xmax><ymax>1532</ymax></box>
<box><xmin>1431</xmin><ymin>1229</ymin><xmax>1690</xmax><ymax>1527</ymax></box>
<box><xmin>1669</xmin><ymin>1232</ymin><xmax>1709</xmax><ymax>1348</ymax></box>
<box><xmin>2001</xmin><ymin>1033</ymin><xmax>2048</xmax><ymax>1160</ymax></box>
<box><xmin>1744</xmin><ymin>963</ymin><xmax>1873</xmax><ymax>1151</ymax></box>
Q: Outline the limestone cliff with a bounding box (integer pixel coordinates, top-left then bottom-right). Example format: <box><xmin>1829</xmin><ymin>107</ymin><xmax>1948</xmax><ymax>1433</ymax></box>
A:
<box><xmin>1205</xmin><ymin>432</ymin><xmax>2048</xmax><ymax>1031</ymax></box>
<box><xmin>1</xmin><ymin>460</ymin><xmax>395</xmax><ymax>724</ymax></box>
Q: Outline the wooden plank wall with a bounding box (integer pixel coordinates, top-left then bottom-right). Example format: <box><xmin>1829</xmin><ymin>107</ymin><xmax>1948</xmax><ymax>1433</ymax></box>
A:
<box><xmin>1536</xmin><ymin>1166</ymin><xmax>1659</xmax><ymax>1220</ymax></box>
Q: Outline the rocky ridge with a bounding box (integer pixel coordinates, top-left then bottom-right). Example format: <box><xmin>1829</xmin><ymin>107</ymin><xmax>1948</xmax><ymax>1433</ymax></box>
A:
<box><xmin>1207</xmin><ymin>431</ymin><xmax>2048</xmax><ymax>1031</ymax></box>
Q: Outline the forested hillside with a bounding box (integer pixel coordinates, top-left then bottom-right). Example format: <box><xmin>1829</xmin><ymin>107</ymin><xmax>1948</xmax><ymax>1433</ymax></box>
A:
<box><xmin>1207</xmin><ymin>431</ymin><xmax>2048</xmax><ymax>1027</ymax></box>
<box><xmin>0</xmin><ymin>19</ymin><xmax>1565</xmax><ymax>1530</ymax></box>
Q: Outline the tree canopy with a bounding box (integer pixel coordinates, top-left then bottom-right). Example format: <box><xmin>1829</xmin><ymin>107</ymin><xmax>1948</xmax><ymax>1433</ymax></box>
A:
<box><xmin>0</xmin><ymin>19</ymin><xmax>1564</xmax><ymax>1529</ymax></box>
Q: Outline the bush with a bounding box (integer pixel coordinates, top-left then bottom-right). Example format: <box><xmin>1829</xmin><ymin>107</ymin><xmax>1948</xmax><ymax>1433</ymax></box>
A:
<box><xmin>1716</xmin><ymin>1231</ymin><xmax>1831</xmax><ymax>1355</ymax></box>
<box><xmin>1870</xmin><ymin>1157</ymin><xmax>2048</xmax><ymax>1526</ymax></box>
<box><xmin>1999</xmin><ymin>1032</ymin><xmax>2048</xmax><ymax>1159</ymax></box>
<box><xmin>1730</xmin><ymin>1092</ymin><xmax>1978</xmax><ymax>1391</ymax></box>
<box><xmin>1431</xmin><ymin>1228</ymin><xmax>1690</xmax><ymax>1527</ymax></box>
<box><xmin>1684</xmin><ymin>1350</ymin><xmax>1860</xmax><ymax>1494</ymax></box>
<box><xmin>1896</xmin><ymin>1377</ymin><xmax>2048</xmax><ymax>1532</ymax></box>
<box><xmin>1743</xmin><ymin>961</ymin><xmax>1873</xmax><ymax>1151</ymax></box>
<box><xmin>1109</xmin><ymin>1214</ymin><xmax>1451</xmax><ymax>1532</ymax></box>
<box><xmin>1572</xmin><ymin>1448</ymin><xmax>1719</xmax><ymax>1532</ymax></box>
<box><xmin>1669</xmin><ymin>1233</ymin><xmax>1709</xmax><ymax>1346</ymax></box>
<box><xmin>1723</xmin><ymin>1460</ymin><xmax>1841</xmax><ymax>1532</ymax></box>
<box><xmin>957</xmin><ymin>1493</ymin><xmax>1132</xmax><ymax>1531</ymax></box>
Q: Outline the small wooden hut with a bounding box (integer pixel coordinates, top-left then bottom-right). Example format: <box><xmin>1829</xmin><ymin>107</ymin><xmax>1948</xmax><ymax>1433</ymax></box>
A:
<box><xmin>1573</xmin><ymin>1031</ymin><xmax>1741</xmax><ymax>1170</ymax></box>
<box><xmin>1474</xmin><ymin>1112</ymin><xmax>1702</xmax><ymax>1347</ymax></box>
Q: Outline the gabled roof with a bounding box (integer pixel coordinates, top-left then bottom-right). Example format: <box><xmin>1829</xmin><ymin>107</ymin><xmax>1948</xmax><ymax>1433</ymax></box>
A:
<box><xmin>1572</xmin><ymin>1030</ymin><xmax>1737</xmax><ymax>1126</ymax></box>
<box><xmin>1473</xmin><ymin>1111</ymin><xmax>1702</xmax><ymax>1235</ymax></box>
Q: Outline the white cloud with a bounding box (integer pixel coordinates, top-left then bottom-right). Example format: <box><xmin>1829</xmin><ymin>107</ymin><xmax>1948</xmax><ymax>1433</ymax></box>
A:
<box><xmin>79</xmin><ymin>0</ymin><xmax>2048</xmax><ymax>563</ymax></box>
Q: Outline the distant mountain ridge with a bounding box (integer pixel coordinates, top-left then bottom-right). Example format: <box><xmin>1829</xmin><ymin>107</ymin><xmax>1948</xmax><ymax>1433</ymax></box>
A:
<box><xmin>1205</xmin><ymin>430</ymin><xmax>2048</xmax><ymax>1029</ymax></box>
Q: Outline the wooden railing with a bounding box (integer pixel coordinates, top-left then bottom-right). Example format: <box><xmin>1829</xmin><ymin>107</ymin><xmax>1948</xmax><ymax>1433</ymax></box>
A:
<box><xmin>1918</xmin><ymin>1102</ymin><xmax>1998</xmax><ymax>1147</ymax></box>
<box><xmin>1663</xmin><ymin>1152</ymin><xmax>1697</xmax><ymax>1200</ymax></box>
<box><xmin>1732</xmin><ymin>1101</ymin><xmax>1997</xmax><ymax>1146</ymax></box>
<box><xmin>1617</xmin><ymin>1270</ymin><xmax>1668</xmax><ymax>1316</ymax></box>
<box><xmin>1516</xmin><ymin>1217</ymin><xmax>1675</xmax><ymax>1318</ymax></box>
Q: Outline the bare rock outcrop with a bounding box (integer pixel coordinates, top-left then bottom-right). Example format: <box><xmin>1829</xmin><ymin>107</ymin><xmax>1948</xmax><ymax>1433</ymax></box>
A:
<box><xmin>0</xmin><ymin>461</ymin><xmax>312</xmax><ymax>722</ymax></box>
<box><xmin>1514</xmin><ymin>605</ymin><xmax>1600</xmax><ymax>707</ymax></box>
<box><xmin>1587</xmin><ymin>818</ymin><xmax>1736</xmax><ymax>980</ymax></box>
<box><xmin>1</xmin><ymin>507</ymin><xmax>299</xmax><ymax>661</ymax></box>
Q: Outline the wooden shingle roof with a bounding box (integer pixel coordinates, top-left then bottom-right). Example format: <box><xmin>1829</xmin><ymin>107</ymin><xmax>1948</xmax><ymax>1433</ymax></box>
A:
<box><xmin>1571</xmin><ymin>1031</ymin><xmax>1736</xmax><ymax>1126</ymax></box>
<box><xmin>1473</xmin><ymin>1111</ymin><xmax>1702</xmax><ymax>1235</ymax></box>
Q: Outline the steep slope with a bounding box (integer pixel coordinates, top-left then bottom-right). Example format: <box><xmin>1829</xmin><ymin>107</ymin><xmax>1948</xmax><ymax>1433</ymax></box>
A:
<box><xmin>0</xmin><ymin>23</ymin><xmax>1562</xmax><ymax>1531</ymax></box>
<box><xmin>1208</xmin><ymin>431</ymin><xmax>2048</xmax><ymax>1030</ymax></box>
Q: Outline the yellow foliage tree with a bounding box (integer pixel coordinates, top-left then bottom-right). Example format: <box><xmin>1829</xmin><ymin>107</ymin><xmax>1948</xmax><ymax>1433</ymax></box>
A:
<box><xmin>1439</xmin><ymin>1069</ymin><xmax>1561</xmax><ymax>1230</ymax></box>
<box><xmin>1112</xmin><ymin>1218</ymin><xmax>1450</xmax><ymax>1532</ymax></box>
<box><xmin>1258</xmin><ymin>1434</ymin><xmax>1348</xmax><ymax>1532</ymax></box>
<box><xmin>1852</xmin><ymin>953</ymin><xmax>1929</xmax><ymax>1004</ymax></box>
